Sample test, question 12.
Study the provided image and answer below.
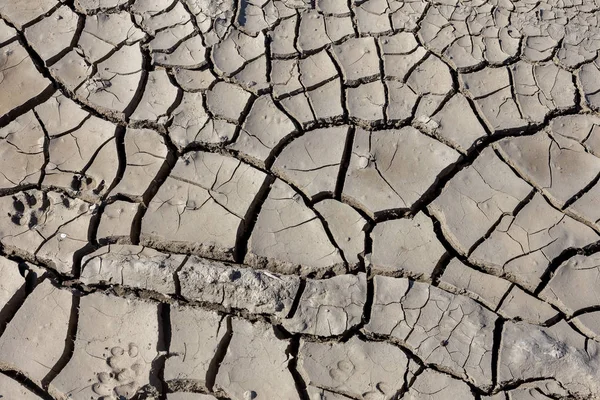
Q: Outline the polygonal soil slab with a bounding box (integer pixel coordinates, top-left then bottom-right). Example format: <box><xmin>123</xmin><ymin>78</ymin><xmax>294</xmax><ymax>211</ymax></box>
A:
<box><xmin>343</xmin><ymin>127</ymin><xmax>459</xmax><ymax>217</ymax></box>
<box><xmin>245</xmin><ymin>178</ymin><xmax>344</xmax><ymax>275</ymax></box>
<box><xmin>141</xmin><ymin>152</ymin><xmax>267</xmax><ymax>260</ymax></box>
<box><xmin>214</xmin><ymin>318</ymin><xmax>299</xmax><ymax>399</ymax></box>
<box><xmin>50</xmin><ymin>293</ymin><xmax>160</xmax><ymax>399</ymax></box>
<box><xmin>0</xmin><ymin>42</ymin><xmax>53</xmax><ymax>119</ymax></box>
<box><xmin>298</xmin><ymin>336</ymin><xmax>413</xmax><ymax>399</ymax></box>
<box><xmin>365</xmin><ymin>275</ymin><xmax>497</xmax><ymax>390</ymax></box>
<box><xmin>0</xmin><ymin>280</ymin><xmax>72</xmax><ymax>384</ymax></box>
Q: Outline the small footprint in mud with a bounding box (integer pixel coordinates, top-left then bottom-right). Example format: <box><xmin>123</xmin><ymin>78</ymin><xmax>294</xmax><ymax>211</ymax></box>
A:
<box><xmin>8</xmin><ymin>191</ymin><xmax>49</xmax><ymax>229</ymax></box>
<box><xmin>362</xmin><ymin>381</ymin><xmax>394</xmax><ymax>400</ymax></box>
<box><xmin>92</xmin><ymin>343</ymin><xmax>144</xmax><ymax>400</ymax></box>
<box><xmin>328</xmin><ymin>359</ymin><xmax>355</xmax><ymax>382</ymax></box>
<box><xmin>70</xmin><ymin>174</ymin><xmax>106</xmax><ymax>196</ymax></box>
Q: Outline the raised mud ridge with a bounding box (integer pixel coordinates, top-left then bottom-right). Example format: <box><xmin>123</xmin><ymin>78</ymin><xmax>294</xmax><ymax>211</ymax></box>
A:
<box><xmin>2</xmin><ymin>0</ymin><xmax>600</xmax><ymax>399</ymax></box>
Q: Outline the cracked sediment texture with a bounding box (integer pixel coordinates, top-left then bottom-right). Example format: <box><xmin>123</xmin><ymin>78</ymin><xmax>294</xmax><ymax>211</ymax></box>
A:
<box><xmin>3</xmin><ymin>0</ymin><xmax>600</xmax><ymax>399</ymax></box>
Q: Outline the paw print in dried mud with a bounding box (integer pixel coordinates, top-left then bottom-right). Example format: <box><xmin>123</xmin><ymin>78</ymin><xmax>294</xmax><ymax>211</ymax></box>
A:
<box><xmin>328</xmin><ymin>359</ymin><xmax>392</xmax><ymax>400</ymax></box>
<box><xmin>92</xmin><ymin>343</ymin><xmax>144</xmax><ymax>400</ymax></box>
<box><xmin>362</xmin><ymin>383</ymin><xmax>395</xmax><ymax>400</ymax></box>
<box><xmin>329</xmin><ymin>359</ymin><xmax>354</xmax><ymax>382</ymax></box>
<box><xmin>8</xmin><ymin>191</ymin><xmax>49</xmax><ymax>229</ymax></box>
<box><xmin>69</xmin><ymin>174</ymin><xmax>106</xmax><ymax>196</ymax></box>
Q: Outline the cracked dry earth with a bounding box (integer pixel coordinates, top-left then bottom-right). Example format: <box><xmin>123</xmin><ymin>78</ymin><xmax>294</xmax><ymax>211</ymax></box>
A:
<box><xmin>4</xmin><ymin>1</ymin><xmax>600</xmax><ymax>400</ymax></box>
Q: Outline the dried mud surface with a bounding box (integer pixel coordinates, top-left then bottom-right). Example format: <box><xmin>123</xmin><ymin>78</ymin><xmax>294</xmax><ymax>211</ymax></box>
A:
<box><xmin>2</xmin><ymin>0</ymin><xmax>600</xmax><ymax>399</ymax></box>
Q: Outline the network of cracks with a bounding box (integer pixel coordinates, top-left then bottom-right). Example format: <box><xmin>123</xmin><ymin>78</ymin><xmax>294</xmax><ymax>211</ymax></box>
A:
<box><xmin>2</xmin><ymin>0</ymin><xmax>600</xmax><ymax>399</ymax></box>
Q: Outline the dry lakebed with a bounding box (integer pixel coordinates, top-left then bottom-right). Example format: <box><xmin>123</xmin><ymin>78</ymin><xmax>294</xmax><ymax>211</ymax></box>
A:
<box><xmin>1</xmin><ymin>0</ymin><xmax>600</xmax><ymax>399</ymax></box>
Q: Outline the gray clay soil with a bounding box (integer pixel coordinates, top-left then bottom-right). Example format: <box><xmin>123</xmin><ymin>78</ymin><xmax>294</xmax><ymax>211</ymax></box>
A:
<box><xmin>2</xmin><ymin>0</ymin><xmax>600</xmax><ymax>399</ymax></box>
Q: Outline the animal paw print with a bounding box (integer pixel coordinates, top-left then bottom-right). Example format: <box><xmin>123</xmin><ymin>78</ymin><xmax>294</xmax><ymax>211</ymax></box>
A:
<box><xmin>328</xmin><ymin>359</ymin><xmax>355</xmax><ymax>382</ymax></box>
<box><xmin>363</xmin><ymin>382</ymin><xmax>393</xmax><ymax>400</ymax></box>
<box><xmin>92</xmin><ymin>343</ymin><xmax>144</xmax><ymax>400</ymax></box>
<box><xmin>8</xmin><ymin>191</ymin><xmax>49</xmax><ymax>229</ymax></box>
<box><xmin>70</xmin><ymin>174</ymin><xmax>106</xmax><ymax>196</ymax></box>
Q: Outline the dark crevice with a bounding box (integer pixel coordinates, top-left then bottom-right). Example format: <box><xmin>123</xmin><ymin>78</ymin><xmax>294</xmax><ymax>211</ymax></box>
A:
<box><xmin>0</xmin><ymin>184</ymin><xmax>40</xmax><ymax>199</ymax></box>
<box><xmin>0</xmin><ymin>85</ymin><xmax>56</xmax><ymax>129</ymax></box>
<box><xmin>155</xmin><ymin>302</ymin><xmax>170</xmax><ymax>400</ymax></box>
<box><xmin>262</xmin><ymin>94</ymin><xmax>304</xmax><ymax>169</ymax></box>
<box><xmin>123</xmin><ymin>46</ymin><xmax>152</xmax><ymax>120</ymax></box>
<box><xmin>494</xmin><ymin>284</ymin><xmax>516</xmax><ymax>314</ymax></box>
<box><xmin>0</xmin><ymin>33</ymin><xmax>18</xmax><ymax>48</ymax></box>
<box><xmin>103</xmin><ymin>125</ymin><xmax>128</xmax><ymax>200</ymax></box>
<box><xmin>130</xmin><ymin>150</ymin><xmax>179</xmax><ymax>244</ymax></box>
<box><xmin>0</xmin><ymin>370</ymin><xmax>55</xmax><ymax>400</ymax></box>
<box><xmin>493</xmin><ymin>146</ymin><xmax>600</xmax><ymax>236</ymax></box>
<box><xmin>263</xmin><ymin>128</ymin><xmax>303</xmax><ymax>169</ymax></box>
<box><xmin>286</xmin><ymin>335</ymin><xmax>310</xmax><ymax>400</ymax></box>
<box><xmin>41</xmin><ymin>294</ymin><xmax>80</xmax><ymax>388</ymax></box>
<box><xmin>312</xmin><ymin>205</ymin><xmax>350</xmax><ymax>271</ymax></box>
<box><xmin>495</xmin><ymin>377</ymin><xmax>567</xmax><ymax>394</ymax></box>
<box><xmin>534</xmin><ymin>239</ymin><xmax>600</xmax><ymax>296</ymax></box>
<box><xmin>369</xmin><ymin>129</ymin><xmax>538</xmax><ymax>223</ymax></box>
<box><xmin>561</xmin><ymin>169</ymin><xmax>600</xmax><ymax>211</ymax></box>
<box><xmin>325</xmin><ymin>48</ymin><xmax>349</xmax><ymax>119</ymax></box>
<box><xmin>286</xmin><ymin>278</ymin><xmax>306</xmax><ymax>319</ymax></box>
<box><xmin>362</xmin><ymin>266</ymin><xmax>374</xmax><ymax>325</ymax></box>
<box><xmin>422</xmin><ymin>209</ymin><xmax>546</xmax><ymax>313</ymax></box>
<box><xmin>32</xmin><ymin>109</ymin><xmax>52</xmax><ymax>188</ymax></box>
<box><xmin>570</xmin><ymin>304</ymin><xmax>600</xmax><ymax>319</ymax></box>
<box><xmin>274</xmin><ymin>74</ymin><xmax>338</xmax><ymax>103</ymax></box>
<box><xmin>430</xmin><ymin>252</ymin><xmax>452</xmax><ymax>285</ymax></box>
<box><xmin>71</xmin><ymin>242</ymin><xmax>100</xmax><ymax>279</ymax></box>
<box><xmin>45</xmin><ymin>9</ymin><xmax>86</xmax><ymax>67</ymax></box>
<box><xmin>402</xmin><ymin>363</ymin><xmax>424</xmax><ymax>398</ymax></box>
<box><xmin>0</xmin><ymin>282</ymin><xmax>32</xmax><ymax>338</ymax></box>
<box><xmin>422</xmin><ymin>208</ymin><xmax>465</xmax><ymax>268</ymax></box>
<box><xmin>374</xmin><ymin>39</ymin><xmax>390</xmax><ymax>123</ymax></box>
<box><xmin>336</xmin><ymin>268</ymin><xmax>373</xmax><ymax>342</ymax></box>
<box><xmin>88</xmin><ymin>195</ymin><xmax>110</xmax><ymax>247</ymax></box>
<box><xmin>17</xmin><ymin>2</ymin><xmax>65</xmax><ymax>30</ymax></box>
<box><xmin>467</xmin><ymin>189</ymin><xmax>537</xmax><ymax>257</ymax></box>
<box><xmin>491</xmin><ymin>318</ymin><xmax>505</xmax><ymax>392</ymax></box>
<box><xmin>233</xmin><ymin>174</ymin><xmax>275</xmax><ymax>263</ymax></box>
<box><xmin>2</xmin><ymin>4</ymin><xmax>600</xmax><ymax>399</ymax></box>
<box><xmin>462</xmin><ymin>92</ymin><xmax>494</xmax><ymax>137</ymax></box>
<box><xmin>226</xmin><ymin>93</ymin><xmax>257</xmax><ymax>146</ymax></box>
<box><xmin>334</xmin><ymin>125</ymin><xmax>355</xmax><ymax>199</ymax></box>
<box><xmin>172</xmin><ymin>254</ymin><xmax>189</xmax><ymax>299</ymax></box>
<box><xmin>205</xmin><ymin>315</ymin><xmax>233</xmax><ymax>392</ymax></box>
<box><xmin>362</xmin><ymin>218</ymin><xmax>374</xmax><ymax>269</ymax></box>
<box><xmin>0</xmin><ymin>259</ymin><xmax>44</xmax><ymax>338</ymax></box>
